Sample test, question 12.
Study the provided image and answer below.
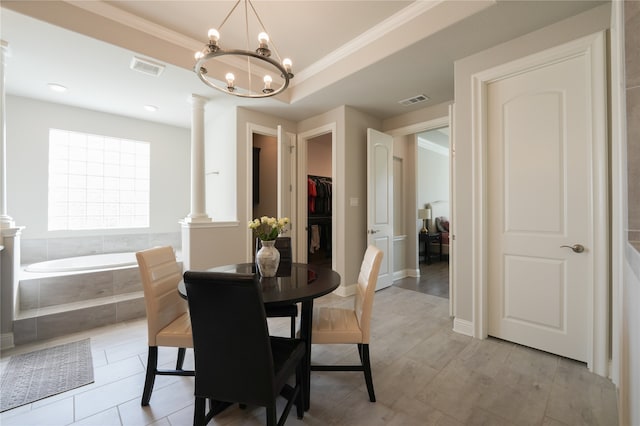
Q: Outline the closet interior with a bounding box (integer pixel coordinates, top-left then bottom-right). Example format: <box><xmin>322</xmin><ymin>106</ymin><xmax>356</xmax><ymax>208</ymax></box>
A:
<box><xmin>307</xmin><ymin>133</ymin><xmax>332</xmax><ymax>267</ymax></box>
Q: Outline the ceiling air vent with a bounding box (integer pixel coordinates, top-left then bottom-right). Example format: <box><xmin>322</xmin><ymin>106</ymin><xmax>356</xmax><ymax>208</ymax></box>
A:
<box><xmin>130</xmin><ymin>56</ymin><xmax>165</xmax><ymax>77</ymax></box>
<box><xmin>398</xmin><ymin>94</ymin><xmax>430</xmax><ymax>106</ymax></box>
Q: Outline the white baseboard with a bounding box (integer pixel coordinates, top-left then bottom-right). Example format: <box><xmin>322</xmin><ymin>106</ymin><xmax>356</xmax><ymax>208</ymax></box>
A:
<box><xmin>393</xmin><ymin>269</ymin><xmax>409</xmax><ymax>280</ymax></box>
<box><xmin>453</xmin><ymin>318</ymin><xmax>473</xmax><ymax>336</ymax></box>
<box><xmin>334</xmin><ymin>283</ymin><xmax>356</xmax><ymax>297</ymax></box>
<box><xmin>1</xmin><ymin>332</ymin><xmax>14</xmax><ymax>349</ymax></box>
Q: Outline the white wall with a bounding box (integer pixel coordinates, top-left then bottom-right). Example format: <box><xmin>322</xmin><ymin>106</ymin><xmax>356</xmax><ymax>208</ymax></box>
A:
<box><xmin>6</xmin><ymin>95</ymin><xmax>190</xmax><ymax>239</ymax></box>
<box><xmin>204</xmin><ymin>103</ymin><xmax>237</xmax><ymax>222</ymax></box>
<box><xmin>307</xmin><ymin>133</ymin><xmax>332</xmax><ymax>177</ymax></box>
<box><xmin>185</xmin><ymin>105</ymin><xmax>297</xmax><ymax>271</ymax></box>
<box><xmin>417</xmin><ymin>143</ymin><xmax>449</xmax><ymax>233</ymax></box>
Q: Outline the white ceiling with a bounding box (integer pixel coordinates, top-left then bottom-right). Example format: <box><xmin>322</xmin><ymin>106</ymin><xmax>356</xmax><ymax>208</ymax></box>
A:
<box><xmin>1</xmin><ymin>0</ymin><xmax>606</xmax><ymax>129</ymax></box>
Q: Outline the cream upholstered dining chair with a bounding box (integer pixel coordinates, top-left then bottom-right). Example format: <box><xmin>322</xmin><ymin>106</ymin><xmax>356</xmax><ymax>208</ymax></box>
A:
<box><xmin>310</xmin><ymin>245</ymin><xmax>383</xmax><ymax>402</ymax></box>
<box><xmin>136</xmin><ymin>246</ymin><xmax>194</xmax><ymax>406</ymax></box>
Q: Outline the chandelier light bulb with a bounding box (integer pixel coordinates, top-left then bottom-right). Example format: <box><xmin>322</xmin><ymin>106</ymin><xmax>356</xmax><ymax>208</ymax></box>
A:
<box><xmin>194</xmin><ymin>51</ymin><xmax>204</xmax><ymax>60</ymax></box>
<box><xmin>258</xmin><ymin>32</ymin><xmax>269</xmax><ymax>45</ymax></box>
<box><xmin>225</xmin><ymin>72</ymin><xmax>235</xmax><ymax>90</ymax></box>
<box><xmin>283</xmin><ymin>58</ymin><xmax>292</xmax><ymax>72</ymax></box>
<box><xmin>208</xmin><ymin>29</ymin><xmax>220</xmax><ymax>42</ymax></box>
<box><xmin>262</xmin><ymin>75</ymin><xmax>273</xmax><ymax>93</ymax></box>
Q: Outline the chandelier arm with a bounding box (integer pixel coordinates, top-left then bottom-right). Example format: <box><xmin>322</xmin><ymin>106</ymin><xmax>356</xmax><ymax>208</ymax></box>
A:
<box><xmin>244</xmin><ymin>0</ymin><xmax>253</xmax><ymax>91</ymax></box>
<box><xmin>218</xmin><ymin>0</ymin><xmax>242</xmax><ymax>31</ymax></box>
<box><xmin>248</xmin><ymin>0</ymin><xmax>282</xmax><ymax>62</ymax></box>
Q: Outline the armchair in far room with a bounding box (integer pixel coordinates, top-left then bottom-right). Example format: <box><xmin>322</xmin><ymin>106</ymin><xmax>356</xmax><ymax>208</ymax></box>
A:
<box><xmin>434</xmin><ymin>216</ymin><xmax>450</xmax><ymax>257</ymax></box>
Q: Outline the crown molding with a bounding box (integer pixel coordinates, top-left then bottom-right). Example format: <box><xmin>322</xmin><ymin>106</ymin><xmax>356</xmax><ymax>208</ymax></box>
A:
<box><xmin>418</xmin><ymin>137</ymin><xmax>449</xmax><ymax>157</ymax></box>
<box><xmin>294</xmin><ymin>1</ymin><xmax>443</xmax><ymax>83</ymax></box>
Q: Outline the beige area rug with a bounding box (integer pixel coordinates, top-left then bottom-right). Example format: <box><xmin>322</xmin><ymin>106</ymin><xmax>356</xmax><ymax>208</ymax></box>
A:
<box><xmin>0</xmin><ymin>338</ymin><xmax>94</xmax><ymax>412</ymax></box>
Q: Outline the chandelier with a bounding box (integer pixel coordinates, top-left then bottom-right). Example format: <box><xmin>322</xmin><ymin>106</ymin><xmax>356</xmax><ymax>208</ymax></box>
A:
<box><xmin>194</xmin><ymin>0</ymin><xmax>294</xmax><ymax>98</ymax></box>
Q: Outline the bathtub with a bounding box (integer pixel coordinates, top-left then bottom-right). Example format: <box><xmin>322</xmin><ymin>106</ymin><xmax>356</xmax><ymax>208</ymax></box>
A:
<box><xmin>25</xmin><ymin>252</ymin><xmax>138</xmax><ymax>273</ymax></box>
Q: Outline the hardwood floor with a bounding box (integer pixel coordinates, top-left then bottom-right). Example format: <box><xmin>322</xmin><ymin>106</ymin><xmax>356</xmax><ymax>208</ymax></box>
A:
<box><xmin>394</xmin><ymin>259</ymin><xmax>450</xmax><ymax>298</ymax></box>
<box><xmin>0</xmin><ymin>275</ymin><xmax>618</xmax><ymax>426</ymax></box>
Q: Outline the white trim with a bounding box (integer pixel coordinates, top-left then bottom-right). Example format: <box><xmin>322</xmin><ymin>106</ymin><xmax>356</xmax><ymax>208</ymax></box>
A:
<box><xmin>246</xmin><ymin>123</ymin><xmax>278</xmax><ymax>260</ymax></box>
<box><xmin>296</xmin><ymin>123</ymin><xmax>337</xmax><ymax>260</ymax></box>
<box><xmin>453</xmin><ymin>318</ymin><xmax>473</xmax><ymax>336</ymax></box>
<box><xmin>67</xmin><ymin>1</ymin><xmax>202</xmax><ymax>50</ymax></box>
<box><xmin>386</xmin><ymin>116</ymin><xmax>449</xmax><ymax>138</ymax></box>
<box><xmin>179</xmin><ymin>220</ymin><xmax>239</xmax><ymax>229</ymax></box>
<box><xmin>334</xmin><ymin>283</ymin><xmax>355</xmax><ymax>297</ymax></box>
<box><xmin>295</xmin><ymin>1</ymin><xmax>442</xmax><ymax>84</ymax></box>
<box><xmin>609</xmin><ymin>0</ymin><xmax>627</xmax><ymax>391</ymax></box>
<box><xmin>470</xmin><ymin>32</ymin><xmax>609</xmax><ymax>374</ymax></box>
<box><xmin>448</xmin><ymin>103</ymin><xmax>456</xmax><ymax>318</ymax></box>
<box><xmin>417</xmin><ymin>138</ymin><xmax>449</xmax><ymax>157</ymax></box>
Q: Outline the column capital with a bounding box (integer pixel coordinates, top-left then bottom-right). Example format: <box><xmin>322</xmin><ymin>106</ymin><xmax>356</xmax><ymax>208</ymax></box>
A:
<box><xmin>190</xmin><ymin>94</ymin><xmax>208</xmax><ymax>107</ymax></box>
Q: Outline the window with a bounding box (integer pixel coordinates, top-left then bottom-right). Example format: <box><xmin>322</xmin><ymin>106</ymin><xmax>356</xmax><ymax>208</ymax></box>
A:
<box><xmin>48</xmin><ymin>129</ymin><xmax>150</xmax><ymax>230</ymax></box>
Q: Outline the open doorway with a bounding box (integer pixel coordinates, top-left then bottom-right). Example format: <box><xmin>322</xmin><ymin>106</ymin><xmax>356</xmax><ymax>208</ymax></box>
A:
<box><xmin>252</xmin><ymin>132</ymin><xmax>278</xmax><ymax>219</ymax></box>
<box><xmin>306</xmin><ymin>133</ymin><xmax>332</xmax><ymax>267</ymax></box>
<box><xmin>415</xmin><ymin>126</ymin><xmax>450</xmax><ymax>298</ymax></box>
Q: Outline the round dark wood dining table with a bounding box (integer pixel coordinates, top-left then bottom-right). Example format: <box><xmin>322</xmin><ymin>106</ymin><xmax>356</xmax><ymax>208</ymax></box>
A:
<box><xmin>178</xmin><ymin>262</ymin><xmax>340</xmax><ymax>411</ymax></box>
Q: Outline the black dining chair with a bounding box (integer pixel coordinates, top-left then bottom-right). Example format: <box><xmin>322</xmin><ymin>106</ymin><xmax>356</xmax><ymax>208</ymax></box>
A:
<box><xmin>183</xmin><ymin>270</ymin><xmax>306</xmax><ymax>426</ymax></box>
<box><xmin>256</xmin><ymin>237</ymin><xmax>298</xmax><ymax>337</ymax></box>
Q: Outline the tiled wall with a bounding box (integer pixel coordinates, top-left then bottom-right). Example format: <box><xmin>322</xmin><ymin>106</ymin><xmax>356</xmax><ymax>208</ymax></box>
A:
<box><xmin>20</xmin><ymin>232</ymin><xmax>181</xmax><ymax>265</ymax></box>
<box><xmin>626</xmin><ymin>1</ymin><xmax>640</xmax><ymax>248</ymax></box>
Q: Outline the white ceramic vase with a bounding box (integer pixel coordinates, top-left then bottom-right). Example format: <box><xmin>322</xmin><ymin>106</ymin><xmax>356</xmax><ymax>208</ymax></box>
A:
<box><xmin>256</xmin><ymin>240</ymin><xmax>280</xmax><ymax>277</ymax></box>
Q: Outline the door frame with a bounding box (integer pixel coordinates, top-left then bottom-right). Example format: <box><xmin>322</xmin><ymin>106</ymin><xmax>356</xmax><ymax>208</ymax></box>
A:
<box><xmin>296</xmin><ymin>123</ymin><xmax>337</xmax><ymax>269</ymax></box>
<box><xmin>470</xmin><ymin>32</ymin><xmax>608</xmax><ymax>374</ymax></box>
<box><xmin>245</xmin><ymin>123</ymin><xmax>296</xmax><ymax>260</ymax></box>
<box><xmin>386</xmin><ymin>114</ymin><xmax>454</xmax><ymax>316</ymax></box>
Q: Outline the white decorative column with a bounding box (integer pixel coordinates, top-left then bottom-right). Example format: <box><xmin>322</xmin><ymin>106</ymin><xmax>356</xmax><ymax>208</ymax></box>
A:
<box><xmin>181</xmin><ymin>94</ymin><xmax>213</xmax><ymax>271</ymax></box>
<box><xmin>0</xmin><ymin>40</ymin><xmax>24</xmax><ymax>349</ymax></box>
<box><xmin>1</xmin><ymin>40</ymin><xmax>14</xmax><ymax>229</ymax></box>
<box><xmin>184</xmin><ymin>94</ymin><xmax>212</xmax><ymax>224</ymax></box>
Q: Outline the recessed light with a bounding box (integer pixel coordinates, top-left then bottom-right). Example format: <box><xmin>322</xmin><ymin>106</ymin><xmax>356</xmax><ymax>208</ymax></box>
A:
<box><xmin>144</xmin><ymin>105</ymin><xmax>158</xmax><ymax>112</ymax></box>
<box><xmin>48</xmin><ymin>83</ymin><xmax>67</xmax><ymax>93</ymax></box>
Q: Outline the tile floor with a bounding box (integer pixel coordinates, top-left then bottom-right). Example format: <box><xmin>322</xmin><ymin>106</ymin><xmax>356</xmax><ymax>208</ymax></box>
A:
<box><xmin>0</xmin><ymin>285</ymin><xmax>618</xmax><ymax>426</ymax></box>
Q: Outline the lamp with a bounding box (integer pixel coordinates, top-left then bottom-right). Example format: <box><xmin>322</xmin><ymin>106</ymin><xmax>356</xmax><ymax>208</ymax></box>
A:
<box><xmin>194</xmin><ymin>0</ymin><xmax>294</xmax><ymax>98</ymax></box>
<box><xmin>418</xmin><ymin>208</ymin><xmax>431</xmax><ymax>234</ymax></box>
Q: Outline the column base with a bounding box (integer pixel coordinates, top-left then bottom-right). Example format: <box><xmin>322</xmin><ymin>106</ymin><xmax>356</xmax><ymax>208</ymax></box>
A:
<box><xmin>0</xmin><ymin>215</ymin><xmax>16</xmax><ymax>229</ymax></box>
<box><xmin>182</xmin><ymin>214</ymin><xmax>213</xmax><ymax>224</ymax></box>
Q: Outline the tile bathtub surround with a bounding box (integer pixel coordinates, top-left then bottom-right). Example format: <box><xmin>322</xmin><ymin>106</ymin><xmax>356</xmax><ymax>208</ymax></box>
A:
<box><xmin>20</xmin><ymin>232</ymin><xmax>182</xmax><ymax>265</ymax></box>
<box><xmin>0</xmin><ymin>286</ymin><xmax>618</xmax><ymax>426</ymax></box>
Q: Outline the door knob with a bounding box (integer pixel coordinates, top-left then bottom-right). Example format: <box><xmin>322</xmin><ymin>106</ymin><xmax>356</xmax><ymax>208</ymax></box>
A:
<box><xmin>560</xmin><ymin>244</ymin><xmax>585</xmax><ymax>253</ymax></box>
<box><xmin>368</xmin><ymin>229</ymin><xmax>379</xmax><ymax>234</ymax></box>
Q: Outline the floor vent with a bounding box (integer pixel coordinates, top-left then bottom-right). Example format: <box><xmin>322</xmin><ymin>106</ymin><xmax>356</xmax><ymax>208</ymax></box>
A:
<box><xmin>130</xmin><ymin>56</ymin><xmax>165</xmax><ymax>77</ymax></box>
<box><xmin>398</xmin><ymin>94</ymin><xmax>430</xmax><ymax>106</ymax></box>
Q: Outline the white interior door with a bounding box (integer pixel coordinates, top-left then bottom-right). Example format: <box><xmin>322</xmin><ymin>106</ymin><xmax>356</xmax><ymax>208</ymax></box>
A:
<box><xmin>277</xmin><ymin>125</ymin><xmax>297</xmax><ymax>258</ymax></box>
<box><xmin>367</xmin><ymin>128</ymin><xmax>393</xmax><ymax>290</ymax></box>
<box><xmin>487</xmin><ymin>51</ymin><xmax>595</xmax><ymax>362</ymax></box>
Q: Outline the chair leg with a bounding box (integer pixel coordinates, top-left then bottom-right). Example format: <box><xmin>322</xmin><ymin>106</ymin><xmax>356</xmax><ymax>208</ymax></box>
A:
<box><xmin>194</xmin><ymin>396</ymin><xmax>207</xmax><ymax>426</ymax></box>
<box><xmin>295</xmin><ymin>364</ymin><xmax>304</xmax><ymax>419</ymax></box>
<box><xmin>266</xmin><ymin>405</ymin><xmax>277</xmax><ymax>426</ymax></box>
<box><xmin>360</xmin><ymin>344</ymin><xmax>376</xmax><ymax>402</ymax></box>
<box><xmin>141</xmin><ymin>346</ymin><xmax>158</xmax><ymax>406</ymax></box>
<box><xmin>176</xmin><ymin>347</ymin><xmax>186</xmax><ymax>370</ymax></box>
<box><xmin>290</xmin><ymin>316</ymin><xmax>296</xmax><ymax>338</ymax></box>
